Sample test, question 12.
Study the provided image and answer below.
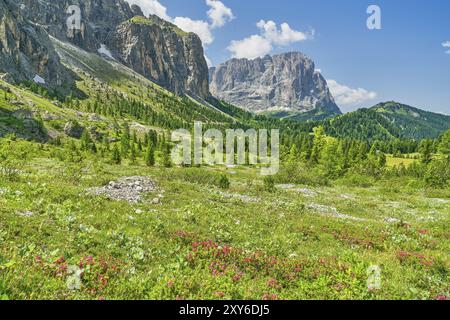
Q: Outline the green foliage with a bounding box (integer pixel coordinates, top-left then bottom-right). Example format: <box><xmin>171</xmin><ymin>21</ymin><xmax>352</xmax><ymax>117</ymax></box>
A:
<box><xmin>162</xmin><ymin>144</ymin><xmax>172</xmax><ymax>168</ymax></box>
<box><xmin>322</xmin><ymin>102</ymin><xmax>450</xmax><ymax>141</ymax></box>
<box><xmin>338</xmin><ymin>173</ymin><xmax>375</xmax><ymax>188</ymax></box>
<box><xmin>0</xmin><ymin>138</ymin><xmax>30</xmax><ymax>181</ymax></box>
<box><xmin>218</xmin><ymin>174</ymin><xmax>230</xmax><ymax>190</ymax></box>
<box><xmin>263</xmin><ymin>176</ymin><xmax>276</xmax><ymax>193</ymax></box>
<box><xmin>130</xmin><ymin>143</ymin><xmax>137</xmax><ymax>164</ymax></box>
<box><xmin>111</xmin><ymin>145</ymin><xmax>121</xmax><ymax>164</ymax></box>
<box><xmin>419</xmin><ymin>140</ymin><xmax>434</xmax><ymax>164</ymax></box>
<box><xmin>165</xmin><ymin>168</ymin><xmax>235</xmax><ymax>190</ymax></box>
<box><xmin>274</xmin><ymin>163</ymin><xmax>330</xmax><ymax>187</ymax></box>
<box><xmin>438</xmin><ymin>129</ymin><xmax>450</xmax><ymax>160</ymax></box>
<box><xmin>80</xmin><ymin>130</ymin><xmax>96</xmax><ymax>153</ymax></box>
<box><xmin>424</xmin><ymin>160</ymin><xmax>450</xmax><ymax>188</ymax></box>
<box><xmin>145</xmin><ymin>143</ymin><xmax>156</xmax><ymax>167</ymax></box>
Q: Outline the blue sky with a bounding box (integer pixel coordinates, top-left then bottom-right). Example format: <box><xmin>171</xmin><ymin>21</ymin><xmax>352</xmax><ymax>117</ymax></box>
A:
<box><xmin>126</xmin><ymin>0</ymin><xmax>450</xmax><ymax>114</ymax></box>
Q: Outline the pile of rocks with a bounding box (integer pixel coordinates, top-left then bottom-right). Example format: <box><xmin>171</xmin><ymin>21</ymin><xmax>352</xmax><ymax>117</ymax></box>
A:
<box><xmin>89</xmin><ymin>176</ymin><xmax>157</xmax><ymax>203</ymax></box>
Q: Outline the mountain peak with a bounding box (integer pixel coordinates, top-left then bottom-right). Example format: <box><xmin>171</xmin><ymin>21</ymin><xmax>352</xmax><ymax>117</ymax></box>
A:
<box><xmin>209</xmin><ymin>52</ymin><xmax>341</xmax><ymax>119</ymax></box>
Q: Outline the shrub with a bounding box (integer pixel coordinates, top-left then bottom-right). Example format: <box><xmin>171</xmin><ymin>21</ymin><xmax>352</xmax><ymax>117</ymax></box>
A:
<box><xmin>0</xmin><ymin>138</ymin><xmax>30</xmax><ymax>181</ymax></box>
<box><xmin>171</xmin><ymin>168</ymin><xmax>228</xmax><ymax>189</ymax></box>
<box><xmin>218</xmin><ymin>174</ymin><xmax>230</xmax><ymax>190</ymax></box>
<box><xmin>339</xmin><ymin>173</ymin><xmax>374</xmax><ymax>188</ymax></box>
<box><xmin>424</xmin><ymin>160</ymin><xmax>450</xmax><ymax>188</ymax></box>
<box><xmin>263</xmin><ymin>176</ymin><xmax>276</xmax><ymax>193</ymax></box>
<box><xmin>274</xmin><ymin>163</ymin><xmax>329</xmax><ymax>187</ymax></box>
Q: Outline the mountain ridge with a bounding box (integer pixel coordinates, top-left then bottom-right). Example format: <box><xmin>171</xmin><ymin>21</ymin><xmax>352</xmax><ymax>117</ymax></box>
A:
<box><xmin>323</xmin><ymin>101</ymin><xmax>450</xmax><ymax>140</ymax></box>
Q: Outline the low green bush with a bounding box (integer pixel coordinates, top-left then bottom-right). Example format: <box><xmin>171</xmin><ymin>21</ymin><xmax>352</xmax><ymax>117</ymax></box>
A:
<box><xmin>273</xmin><ymin>163</ymin><xmax>330</xmax><ymax>186</ymax></box>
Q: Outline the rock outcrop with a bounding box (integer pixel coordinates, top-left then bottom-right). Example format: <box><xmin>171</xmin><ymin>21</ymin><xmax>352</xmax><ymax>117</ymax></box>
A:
<box><xmin>0</xmin><ymin>0</ymin><xmax>210</xmax><ymax>98</ymax></box>
<box><xmin>0</xmin><ymin>0</ymin><xmax>73</xmax><ymax>92</ymax></box>
<box><xmin>111</xmin><ymin>15</ymin><xmax>209</xmax><ymax>98</ymax></box>
<box><xmin>209</xmin><ymin>52</ymin><xmax>341</xmax><ymax>116</ymax></box>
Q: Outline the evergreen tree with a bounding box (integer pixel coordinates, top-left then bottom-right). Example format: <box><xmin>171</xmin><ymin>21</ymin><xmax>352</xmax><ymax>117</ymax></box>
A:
<box><xmin>130</xmin><ymin>142</ymin><xmax>136</xmax><ymax>164</ymax></box>
<box><xmin>287</xmin><ymin>144</ymin><xmax>300</xmax><ymax>163</ymax></box>
<box><xmin>112</xmin><ymin>145</ymin><xmax>121</xmax><ymax>164</ymax></box>
<box><xmin>162</xmin><ymin>144</ymin><xmax>172</xmax><ymax>168</ymax></box>
<box><xmin>310</xmin><ymin>126</ymin><xmax>326</xmax><ymax>164</ymax></box>
<box><xmin>419</xmin><ymin>139</ymin><xmax>433</xmax><ymax>164</ymax></box>
<box><xmin>145</xmin><ymin>142</ymin><xmax>156</xmax><ymax>167</ymax></box>
<box><xmin>120</xmin><ymin>125</ymin><xmax>131</xmax><ymax>158</ymax></box>
<box><xmin>438</xmin><ymin>130</ymin><xmax>450</xmax><ymax>161</ymax></box>
<box><xmin>80</xmin><ymin>130</ymin><xmax>96</xmax><ymax>153</ymax></box>
<box><xmin>320</xmin><ymin>138</ymin><xmax>345</xmax><ymax>178</ymax></box>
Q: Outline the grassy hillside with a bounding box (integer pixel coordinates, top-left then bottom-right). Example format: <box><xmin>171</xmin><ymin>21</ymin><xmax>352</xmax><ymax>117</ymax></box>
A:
<box><xmin>0</xmin><ymin>139</ymin><xmax>449</xmax><ymax>300</ymax></box>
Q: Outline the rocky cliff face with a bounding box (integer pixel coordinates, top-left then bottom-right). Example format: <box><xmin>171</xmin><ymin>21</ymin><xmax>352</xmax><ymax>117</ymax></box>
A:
<box><xmin>209</xmin><ymin>52</ymin><xmax>341</xmax><ymax>115</ymax></box>
<box><xmin>0</xmin><ymin>0</ymin><xmax>73</xmax><ymax>91</ymax></box>
<box><xmin>0</xmin><ymin>0</ymin><xmax>210</xmax><ymax>98</ymax></box>
<box><xmin>8</xmin><ymin>0</ymin><xmax>135</xmax><ymax>51</ymax></box>
<box><xmin>111</xmin><ymin>15</ymin><xmax>209</xmax><ymax>98</ymax></box>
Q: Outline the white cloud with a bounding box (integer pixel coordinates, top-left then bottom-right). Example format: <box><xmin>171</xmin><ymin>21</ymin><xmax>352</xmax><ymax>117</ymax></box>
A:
<box><xmin>327</xmin><ymin>79</ymin><xmax>377</xmax><ymax>108</ymax></box>
<box><xmin>206</xmin><ymin>0</ymin><xmax>235</xmax><ymax>29</ymax></box>
<box><xmin>228</xmin><ymin>20</ymin><xmax>312</xmax><ymax>59</ymax></box>
<box><xmin>173</xmin><ymin>17</ymin><xmax>214</xmax><ymax>45</ymax></box>
<box><xmin>125</xmin><ymin>0</ymin><xmax>233</xmax><ymax>48</ymax></box>
<box><xmin>228</xmin><ymin>35</ymin><xmax>273</xmax><ymax>59</ymax></box>
<box><xmin>257</xmin><ymin>20</ymin><xmax>309</xmax><ymax>46</ymax></box>
<box><xmin>443</xmin><ymin>41</ymin><xmax>450</xmax><ymax>54</ymax></box>
<box><xmin>125</xmin><ymin>0</ymin><xmax>171</xmax><ymax>21</ymax></box>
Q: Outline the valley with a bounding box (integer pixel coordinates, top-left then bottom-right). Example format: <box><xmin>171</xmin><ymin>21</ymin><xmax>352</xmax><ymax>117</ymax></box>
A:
<box><xmin>0</xmin><ymin>0</ymin><xmax>449</xmax><ymax>301</ymax></box>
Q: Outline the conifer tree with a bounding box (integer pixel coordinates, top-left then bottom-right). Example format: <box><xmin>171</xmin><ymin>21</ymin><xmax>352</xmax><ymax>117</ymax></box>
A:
<box><xmin>112</xmin><ymin>145</ymin><xmax>121</xmax><ymax>164</ymax></box>
<box><xmin>287</xmin><ymin>144</ymin><xmax>300</xmax><ymax>163</ymax></box>
<box><xmin>145</xmin><ymin>142</ymin><xmax>156</xmax><ymax>167</ymax></box>
<box><xmin>419</xmin><ymin>139</ymin><xmax>433</xmax><ymax>164</ymax></box>
<box><xmin>438</xmin><ymin>130</ymin><xmax>450</xmax><ymax>161</ymax></box>
<box><xmin>310</xmin><ymin>126</ymin><xmax>326</xmax><ymax>164</ymax></box>
<box><xmin>162</xmin><ymin>144</ymin><xmax>172</xmax><ymax>168</ymax></box>
<box><xmin>80</xmin><ymin>130</ymin><xmax>96</xmax><ymax>153</ymax></box>
<box><xmin>130</xmin><ymin>142</ymin><xmax>136</xmax><ymax>164</ymax></box>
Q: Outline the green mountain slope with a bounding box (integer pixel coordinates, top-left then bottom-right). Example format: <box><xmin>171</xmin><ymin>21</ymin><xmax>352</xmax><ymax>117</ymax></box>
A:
<box><xmin>371</xmin><ymin>102</ymin><xmax>450</xmax><ymax>139</ymax></box>
<box><xmin>1</xmin><ymin>38</ymin><xmax>315</xmax><ymax>143</ymax></box>
<box><xmin>323</xmin><ymin>102</ymin><xmax>450</xmax><ymax>140</ymax></box>
<box><xmin>265</xmin><ymin>105</ymin><xmax>342</xmax><ymax>122</ymax></box>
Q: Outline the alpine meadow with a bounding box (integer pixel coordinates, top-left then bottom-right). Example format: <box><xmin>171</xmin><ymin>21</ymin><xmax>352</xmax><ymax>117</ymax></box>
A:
<box><xmin>0</xmin><ymin>0</ymin><xmax>449</xmax><ymax>302</ymax></box>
